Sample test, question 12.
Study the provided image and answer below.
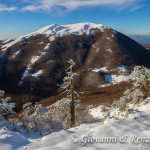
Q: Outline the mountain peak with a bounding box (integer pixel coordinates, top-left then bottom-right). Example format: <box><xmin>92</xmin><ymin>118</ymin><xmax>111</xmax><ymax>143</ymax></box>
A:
<box><xmin>1</xmin><ymin>22</ymin><xmax>108</xmax><ymax>52</ymax></box>
<box><xmin>33</xmin><ymin>22</ymin><xmax>107</xmax><ymax>37</ymax></box>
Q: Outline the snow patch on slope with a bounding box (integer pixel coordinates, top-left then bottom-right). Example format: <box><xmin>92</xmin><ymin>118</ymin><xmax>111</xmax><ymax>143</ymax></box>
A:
<box><xmin>19</xmin><ymin>55</ymin><xmax>44</xmax><ymax>85</ymax></box>
<box><xmin>107</xmin><ymin>48</ymin><xmax>112</xmax><ymax>52</ymax></box>
<box><xmin>39</xmin><ymin>41</ymin><xmax>44</xmax><ymax>45</ymax></box>
<box><xmin>12</xmin><ymin>50</ymin><xmax>21</xmax><ymax>58</ymax></box>
<box><xmin>117</xmin><ymin>65</ymin><xmax>127</xmax><ymax>73</ymax></box>
<box><xmin>92</xmin><ymin>67</ymin><xmax>108</xmax><ymax>73</ymax></box>
<box><xmin>30</xmin><ymin>56</ymin><xmax>40</xmax><ymax>64</ymax></box>
<box><xmin>43</xmin><ymin>43</ymin><xmax>50</xmax><ymax>51</ymax></box>
<box><xmin>46</xmin><ymin>60</ymin><xmax>53</xmax><ymax>63</ymax></box>
<box><xmin>19</xmin><ymin>69</ymin><xmax>43</xmax><ymax>85</ymax></box>
<box><xmin>18</xmin><ymin>43</ymin><xmax>50</xmax><ymax>85</ymax></box>
<box><xmin>29</xmin><ymin>44</ymin><xmax>50</xmax><ymax>65</ymax></box>
<box><xmin>92</xmin><ymin>44</ymin><xmax>99</xmax><ymax>52</ymax></box>
<box><xmin>105</xmin><ymin>74</ymin><xmax>129</xmax><ymax>83</ymax></box>
<box><xmin>103</xmin><ymin>65</ymin><xmax>130</xmax><ymax>84</ymax></box>
<box><xmin>93</xmin><ymin>65</ymin><xmax>130</xmax><ymax>85</ymax></box>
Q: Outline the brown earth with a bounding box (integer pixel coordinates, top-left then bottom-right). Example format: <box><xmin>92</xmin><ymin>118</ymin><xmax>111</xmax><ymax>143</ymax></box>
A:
<box><xmin>38</xmin><ymin>81</ymin><xmax>133</xmax><ymax>107</ymax></box>
<box><xmin>13</xmin><ymin>81</ymin><xmax>132</xmax><ymax>118</ymax></box>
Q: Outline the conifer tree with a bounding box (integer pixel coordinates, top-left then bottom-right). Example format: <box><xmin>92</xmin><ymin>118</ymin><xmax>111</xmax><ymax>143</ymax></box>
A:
<box><xmin>59</xmin><ymin>59</ymin><xmax>78</xmax><ymax>127</ymax></box>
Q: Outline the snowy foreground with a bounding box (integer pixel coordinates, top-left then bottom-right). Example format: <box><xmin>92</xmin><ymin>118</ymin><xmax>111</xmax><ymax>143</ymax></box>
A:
<box><xmin>1</xmin><ymin>98</ymin><xmax>150</xmax><ymax>150</ymax></box>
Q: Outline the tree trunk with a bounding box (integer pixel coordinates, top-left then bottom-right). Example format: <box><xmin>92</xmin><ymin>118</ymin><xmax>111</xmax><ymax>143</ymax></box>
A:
<box><xmin>70</xmin><ymin>66</ymin><xmax>75</xmax><ymax>127</ymax></box>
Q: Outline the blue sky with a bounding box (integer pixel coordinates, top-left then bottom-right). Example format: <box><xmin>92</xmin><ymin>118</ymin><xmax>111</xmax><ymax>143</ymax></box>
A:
<box><xmin>0</xmin><ymin>0</ymin><xmax>150</xmax><ymax>40</ymax></box>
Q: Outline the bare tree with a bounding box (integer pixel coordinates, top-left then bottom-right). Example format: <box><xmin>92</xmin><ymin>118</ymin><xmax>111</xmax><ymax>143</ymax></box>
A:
<box><xmin>59</xmin><ymin>59</ymin><xmax>78</xmax><ymax>127</ymax></box>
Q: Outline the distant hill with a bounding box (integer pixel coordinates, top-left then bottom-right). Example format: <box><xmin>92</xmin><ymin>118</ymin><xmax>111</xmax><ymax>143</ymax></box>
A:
<box><xmin>129</xmin><ymin>35</ymin><xmax>150</xmax><ymax>46</ymax></box>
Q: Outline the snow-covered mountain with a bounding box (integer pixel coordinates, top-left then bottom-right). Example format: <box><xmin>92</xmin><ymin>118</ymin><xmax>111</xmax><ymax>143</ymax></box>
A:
<box><xmin>1</xmin><ymin>23</ymin><xmax>107</xmax><ymax>52</ymax></box>
<box><xmin>0</xmin><ymin>22</ymin><xmax>150</xmax><ymax>111</ymax></box>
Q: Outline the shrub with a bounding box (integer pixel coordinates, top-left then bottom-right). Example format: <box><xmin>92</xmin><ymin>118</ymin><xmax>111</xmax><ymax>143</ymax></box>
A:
<box><xmin>19</xmin><ymin>98</ymin><xmax>94</xmax><ymax>134</ymax></box>
<box><xmin>0</xmin><ymin>90</ymin><xmax>15</xmax><ymax>120</ymax></box>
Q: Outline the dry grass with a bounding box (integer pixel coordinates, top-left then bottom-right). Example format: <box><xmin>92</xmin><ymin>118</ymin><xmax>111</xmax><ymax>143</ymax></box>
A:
<box><xmin>38</xmin><ymin>81</ymin><xmax>133</xmax><ymax>108</ymax></box>
<box><xmin>80</xmin><ymin>81</ymin><xmax>133</xmax><ymax>107</ymax></box>
<box><xmin>11</xmin><ymin>80</ymin><xmax>133</xmax><ymax>120</ymax></box>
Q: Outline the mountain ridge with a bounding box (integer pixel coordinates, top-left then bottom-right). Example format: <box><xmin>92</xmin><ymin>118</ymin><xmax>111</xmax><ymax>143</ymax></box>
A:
<box><xmin>1</xmin><ymin>22</ymin><xmax>107</xmax><ymax>52</ymax></box>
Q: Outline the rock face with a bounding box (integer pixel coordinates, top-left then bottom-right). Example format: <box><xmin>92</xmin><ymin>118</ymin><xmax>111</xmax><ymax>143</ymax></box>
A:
<box><xmin>0</xmin><ymin>23</ymin><xmax>150</xmax><ymax>110</ymax></box>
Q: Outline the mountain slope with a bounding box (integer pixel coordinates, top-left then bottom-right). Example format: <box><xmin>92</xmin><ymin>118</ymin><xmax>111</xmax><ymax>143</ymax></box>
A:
<box><xmin>0</xmin><ymin>22</ymin><xmax>150</xmax><ymax>111</ymax></box>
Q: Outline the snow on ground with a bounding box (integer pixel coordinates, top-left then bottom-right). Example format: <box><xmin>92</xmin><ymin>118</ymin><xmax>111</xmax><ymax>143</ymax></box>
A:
<box><xmin>1</xmin><ymin>98</ymin><xmax>150</xmax><ymax>150</ymax></box>
<box><xmin>46</xmin><ymin>60</ymin><xmax>53</xmax><ymax>63</ymax></box>
<box><xmin>112</xmin><ymin>30</ymin><xmax>118</xmax><ymax>40</ymax></box>
<box><xmin>19</xmin><ymin>69</ymin><xmax>43</xmax><ymax>85</ymax></box>
<box><xmin>45</xmin><ymin>23</ymin><xmax>107</xmax><ymax>41</ymax></box>
<box><xmin>0</xmin><ymin>129</ymin><xmax>30</xmax><ymax>150</ymax></box>
<box><xmin>92</xmin><ymin>67</ymin><xmax>108</xmax><ymax>73</ymax></box>
<box><xmin>40</xmin><ymin>52</ymin><xmax>46</xmax><ymax>56</ymax></box>
<box><xmin>107</xmin><ymin>37</ymin><xmax>111</xmax><ymax>40</ymax></box>
<box><xmin>12</xmin><ymin>50</ymin><xmax>21</xmax><ymax>58</ymax></box>
<box><xmin>30</xmin><ymin>56</ymin><xmax>40</xmax><ymax>64</ymax></box>
<box><xmin>92</xmin><ymin>66</ymin><xmax>130</xmax><ymax>87</ymax></box>
<box><xmin>18</xmin><ymin>43</ymin><xmax>50</xmax><ymax>85</ymax></box>
<box><xmin>97</xmin><ymin>65</ymin><xmax>130</xmax><ymax>86</ymax></box>
<box><xmin>1</xmin><ymin>23</ymin><xmax>107</xmax><ymax>52</ymax></box>
<box><xmin>30</xmin><ymin>70</ymin><xmax>43</xmax><ymax>78</ymax></box>
<box><xmin>107</xmin><ymin>48</ymin><xmax>112</xmax><ymax>52</ymax></box>
<box><xmin>89</xmin><ymin>106</ymin><xmax>105</xmax><ymax>120</ymax></box>
<box><xmin>117</xmin><ymin>65</ymin><xmax>127</xmax><ymax>73</ymax></box>
<box><xmin>105</xmin><ymin>74</ymin><xmax>129</xmax><ymax>84</ymax></box>
<box><xmin>92</xmin><ymin>45</ymin><xmax>99</xmax><ymax>52</ymax></box>
<box><xmin>30</xmin><ymin>43</ymin><xmax>50</xmax><ymax>64</ymax></box>
<box><xmin>43</xmin><ymin>43</ymin><xmax>50</xmax><ymax>51</ymax></box>
<box><xmin>104</xmin><ymin>65</ymin><xmax>129</xmax><ymax>84</ymax></box>
<box><xmin>39</xmin><ymin>42</ymin><xmax>44</xmax><ymax>45</ymax></box>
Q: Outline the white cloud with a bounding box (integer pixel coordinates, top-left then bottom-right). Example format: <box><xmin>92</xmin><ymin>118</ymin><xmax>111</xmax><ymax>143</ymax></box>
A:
<box><xmin>22</xmin><ymin>0</ymin><xmax>145</xmax><ymax>12</ymax></box>
<box><xmin>0</xmin><ymin>4</ymin><xmax>17</xmax><ymax>12</ymax></box>
<box><xmin>129</xmin><ymin>4</ymin><xmax>145</xmax><ymax>12</ymax></box>
<box><xmin>22</xmin><ymin>5</ymin><xmax>38</xmax><ymax>11</ymax></box>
